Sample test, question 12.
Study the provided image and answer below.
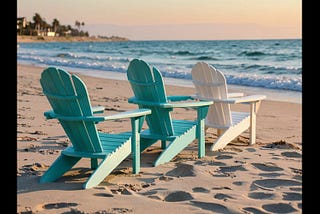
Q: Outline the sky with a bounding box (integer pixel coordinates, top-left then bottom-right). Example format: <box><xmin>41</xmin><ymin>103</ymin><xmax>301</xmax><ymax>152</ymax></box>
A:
<box><xmin>17</xmin><ymin>0</ymin><xmax>301</xmax><ymax>40</ymax></box>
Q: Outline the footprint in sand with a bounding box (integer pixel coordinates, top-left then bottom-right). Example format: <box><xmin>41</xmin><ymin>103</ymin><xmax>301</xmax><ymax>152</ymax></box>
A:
<box><xmin>219</xmin><ymin>165</ymin><xmax>247</xmax><ymax>173</ymax></box>
<box><xmin>142</xmin><ymin>188</ymin><xmax>167</xmax><ymax>194</ymax></box>
<box><xmin>292</xmin><ymin>175</ymin><xmax>302</xmax><ymax>181</ymax></box>
<box><xmin>94</xmin><ymin>193</ymin><xmax>114</xmax><ymax>197</ymax></box>
<box><xmin>42</xmin><ymin>202</ymin><xmax>78</xmax><ymax>210</ymax></box>
<box><xmin>251</xmin><ymin>162</ymin><xmax>284</xmax><ymax>172</ymax></box>
<box><xmin>233</xmin><ymin>181</ymin><xmax>246</xmax><ymax>186</ymax></box>
<box><xmin>157</xmin><ymin>175</ymin><xmax>174</xmax><ymax>182</ymax></box>
<box><xmin>194</xmin><ymin>160</ymin><xmax>205</xmax><ymax>165</ymax></box>
<box><xmin>248</xmin><ymin>192</ymin><xmax>276</xmax><ymax>200</ymax></box>
<box><xmin>165</xmin><ymin>163</ymin><xmax>196</xmax><ymax>177</ymax></box>
<box><xmin>212</xmin><ymin>173</ymin><xmax>232</xmax><ymax>178</ymax></box>
<box><xmin>262</xmin><ymin>203</ymin><xmax>297</xmax><ymax>213</ymax></box>
<box><xmin>290</xmin><ymin>167</ymin><xmax>302</xmax><ymax>175</ymax></box>
<box><xmin>20</xmin><ymin>163</ymin><xmax>48</xmax><ymax>176</ymax></box>
<box><xmin>258</xmin><ymin>172</ymin><xmax>284</xmax><ymax>178</ymax></box>
<box><xmin>64</xmin><ymin>208</ymin><xmax>133</xmax><ymax>214</ymax></box>
<box><xmin>112</xmin><ymin>187</ymin><xmax>134</xmax><ymax>195</ymax></box>
<box><xmin>190</xmin><ymin>201</ymin><xmax>235</xmax><ymax>213</ymax></box>
<box><xmin>282</xmin><ymin>192</ymin><xmax>302</xmax><ymax>201</ymax></box>
<box><xmin>250</xmin><ymin>179</ymin><xmax>301</xmax><ymax>191</ymax></box>
<box><xmin>242</xmin><ymin>207</ymin><xmax>268</xmax><ymax>214</ymax></box>
<box><xmin>194</xmin><ymin>160</ymin><xmax>226</xmax><ymax>166</ymax></box>
<box><xmin>164</xmin><ymin>191</ymin><xmax>194</xmax><ymax>202</ymax></box>
<box><xmin>141</xmin><ymin>189</ymin><xmax>194</xmax><ymax>202</ymax></box>
<box><xmin>215</xmin><ymin>155</ymin><xmax>233</xmax><ymax>160</ymax></box>
<box><xmin>246</xmin><ymin>148</ymin><xmax>256</xmax><ymax>152</ymax></box>
<box><xmin>298</xmin><ymin>203</ymin><xmax>302</xmax><ymax>209</ymax></box>
<box><xmin>208</xmin><ymin>161</ymin><xmax>227</xmax><ymax>166</ymax></box>
<box><xmin>290</xmin><ymin>187</ymin><xmax>302</xmax><ymax>192</ymax></box>
<box><xmin>192</xmin><ymin>187</ymin><xmax>210</xmax><ymax>193</ymax></box>
<box><xmin>264</xmin><ymin>140</ymin><xmax>299</xmax><ymax>149</ymax></box>
<box><xmin>214</xmin><ymin>193</ymin><xmax>234</xmax><ymax>200</ymax></box>
<box><xmin>212</xmin><ymin>186</ymin><xmax>232</xmax><ymax>190</ymax></box>
<box><xmin>281</xmin><ymin>151</ymin><xmax>302</xmax><ymax>158</ymax></box>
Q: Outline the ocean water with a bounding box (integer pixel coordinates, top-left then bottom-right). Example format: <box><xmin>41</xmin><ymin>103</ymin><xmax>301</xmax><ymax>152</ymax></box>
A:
<box><xmin>17</xmin><ymin>39</ymin><xmax>301</xmax><ymax>103</ymax></box>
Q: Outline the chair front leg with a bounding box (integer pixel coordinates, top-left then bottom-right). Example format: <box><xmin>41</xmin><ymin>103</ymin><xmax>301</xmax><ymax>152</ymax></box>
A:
<box><xmin>161</xmin><ymin>140</ymin><xmax>167</xmax><ymax>149</ymax></box>
<box><xmin>131</xmin><ymin>116</ymin><xmax>145</xmax><ymax>174</ymax></box>
<box><xmin>91</xmin><ymin>158</ymin><xmax>98</xmax><ymax>169</ymax></box>
<box><xmin>197</xmin><ymin>106</ymin><xmax>210</xmax><ymax>158</ymax></box>
<box><xmin>249</xmin><ymin>102</ymin><xmax>259</xmax><ymax>145</ymax></box>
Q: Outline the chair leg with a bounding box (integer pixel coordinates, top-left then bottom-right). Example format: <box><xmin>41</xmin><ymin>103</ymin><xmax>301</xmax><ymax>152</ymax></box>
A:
<box><xmin>91</xmin><ymin>158</ymin><xmax>98</xmax><ymax>169</ymax></box>
<box><xmin>161</xmin><ymin>140</ymin><xmax>167</xmax><ymax>149</ymax></box>
<box><xmin>249</xmin><ymin>102</ymin><xmax>257</xmax><ymax>145</ymax></box>
<box><xmin>210</xmin><ymin>127</ymin><xmax>248</xmax><ymax>151</ymax></box>
<box><xmin>197</xmin><ymin>116</ymin><xmax>206</xmax><ymax>158</ymax></box>
<box><xmin>40</xmin><ymin>154</ymin><xmax>81</xmax><ymax>183</ymax></box>
<box><xmin>210</xmin><ymin>130</ymin><xmax>238</xmax><ymax>151</ymax></box>
<box><xmin>154</xmin><ymin>127</ymin><xmax>196</xmax><ymax>167</ymax></box>
<box><xmin>83</xmin><ymin>142</ymin><xmax>131</xmax><ymax>189</ymax></box>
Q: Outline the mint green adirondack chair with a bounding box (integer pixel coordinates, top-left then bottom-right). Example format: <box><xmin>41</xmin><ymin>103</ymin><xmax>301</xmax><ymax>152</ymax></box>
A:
<box><xmin>39</xmin><ymin>67</ymin><xmax>151</xmax><ymax>189</ymax></box>
<box><xmin>126</xmin><ymin>59</ymin><xmax>213</xmax><ymax>167</ymax></box>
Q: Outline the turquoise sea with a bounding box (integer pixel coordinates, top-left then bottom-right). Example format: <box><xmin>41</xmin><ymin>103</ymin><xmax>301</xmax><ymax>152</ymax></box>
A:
<box><xmin>17</xmin><ymin>39</ymin><xmax>301</xmax><ymax>103</ymax></box>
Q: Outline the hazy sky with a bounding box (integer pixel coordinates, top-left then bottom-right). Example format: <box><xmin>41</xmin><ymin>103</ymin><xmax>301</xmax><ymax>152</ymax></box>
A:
<box><xmin>17</xmin><ymin>0</ymin><xmax>301</xmax><ymax>40</ymax></box>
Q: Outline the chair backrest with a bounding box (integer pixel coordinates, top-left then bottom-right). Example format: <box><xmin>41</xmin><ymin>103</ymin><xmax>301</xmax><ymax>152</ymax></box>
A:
<box><xmin>191</xmin><ymin>62</ymin><xmax>232</xmax><ymax>128</ymax></box>
<box><xmin>40</xmin><ymin>67</ymin><xmax>103</xmax><ymax>152</ymax></box>
<box><xmin>127</xmin><ymin>59</ymin><xmax>174</xmax><ymax>136</ymax></box>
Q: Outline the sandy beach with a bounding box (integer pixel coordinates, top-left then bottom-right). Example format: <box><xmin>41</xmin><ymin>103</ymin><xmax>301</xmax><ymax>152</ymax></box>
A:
<box><xmin>17</xmin><ymin>64</ymin><xmax>302</xmax><ymax>213</ymax></box>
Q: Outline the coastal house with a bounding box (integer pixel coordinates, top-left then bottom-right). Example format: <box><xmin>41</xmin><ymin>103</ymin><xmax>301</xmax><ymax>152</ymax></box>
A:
<box><xmin>44</xmin><ymin>29</ymin><xmax>56</xmax><ymax>37</ymax></box>
<box><xmin>17</xmin><ymin>17</ymin><xmax>27</xmax><ymax>34</ymax></box>
<box><xmin>17</xmin><ymin>17</ymin><xmax>56</xmax><ymax>36</ymax></box>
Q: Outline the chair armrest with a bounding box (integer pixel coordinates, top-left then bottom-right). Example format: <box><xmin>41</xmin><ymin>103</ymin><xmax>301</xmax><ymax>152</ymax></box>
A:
<box><xmin>43</xmin><ymin>109</ymin><xmax>151</xmax><ymax>122</ymax></box>
<box><xmin>103</xmin><ymin>109</ymin><xmax>151</xmax><ymax>120</ymax></box>
<box><xmin>191</xmin><ymin>94</ymin><xmax>266</xmax><ymax>104</ymax></box>
<box><xmin>167</xmin><ymin>100</ymin><xmax>213</xmax><ymax>108</ymax></box>
<box><xmin>166</xmin><ymin>95</ymin><xmax>193</xmax><ymax>102</ymax></box>
<box><xmin>228</xmin><ymin>95</ymin><xmax>266</xmax><ymax>104</ymax></box>
<box><xmin>128</xmin><ymin>97</ymin><xmax>167</xmax><ymax>107</ymax></box>
<box><xmin>161</xmin><ymin>95</ymin><xmax>212</xmax><ymax>108</ymax></box>
<box><xmin>92</xmin><ymin>106</ymin><xmax>105</xmax><ymax>114</ymax></box>
<box><xmin>128</xmin><ymin>96</ymin><xmax>212</xmax><ymax>109</ymax></box>
<box><xmin>44</xmin><ymin>107</ymin><xmax>106</xmax><ymax>119</ymax></box>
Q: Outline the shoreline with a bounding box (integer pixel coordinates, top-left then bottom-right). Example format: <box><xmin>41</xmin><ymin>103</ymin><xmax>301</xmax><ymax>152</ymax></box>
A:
<box><xmin>18</xmin><ymin>63</ymin><xmax>302</xmax><ymax>104</ymax></box>
<box><xmin>77</xmin><ymin>69</ymin><xmax>302</xmax><ymax>104</ymax></box>
<box><xmin>17</xmin><ymin>63</ymin><xmax>301</xmax><ymax>213</ymax></box>
<box><xmin>17</xmin><ymin>35</ymin><xmax>129</xmax><ymax>43</ymax></box>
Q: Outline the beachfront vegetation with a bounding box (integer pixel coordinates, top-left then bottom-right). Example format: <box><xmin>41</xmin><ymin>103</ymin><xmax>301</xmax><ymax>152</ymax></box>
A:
<box><xmin>17</xmin><ymin>13</ymin><xmax>89</xmax><ymax>37</ymax></box>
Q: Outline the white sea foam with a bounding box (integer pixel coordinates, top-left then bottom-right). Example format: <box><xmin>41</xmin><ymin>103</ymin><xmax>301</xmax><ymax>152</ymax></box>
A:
<box><xmin>17</xmin><ymin>39</ymin><xmax>302</xmax><ymax>102</ymax></box>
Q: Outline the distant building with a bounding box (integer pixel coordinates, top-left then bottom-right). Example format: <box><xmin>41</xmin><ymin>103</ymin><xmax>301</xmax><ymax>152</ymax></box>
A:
<box><xmin>64</xmin><ymin>30</ymin><xmax>72</xmax><ymax>35</ymax></box>
<box><xmin>46</xmin><ymin>31</ymin><xmax>56</xmax><ymax>37</ymax></box>
<box><xmin>17</xmin><ymin>17</ymin><xmax>27</xmax><ymax>32</ymax></box>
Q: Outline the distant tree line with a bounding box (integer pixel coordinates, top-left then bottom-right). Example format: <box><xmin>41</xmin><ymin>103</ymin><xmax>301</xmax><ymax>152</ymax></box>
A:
<box><xmin>17</xmin><ymin>13</ymin><xmax>89</xmax><ymax>37</ymax></box>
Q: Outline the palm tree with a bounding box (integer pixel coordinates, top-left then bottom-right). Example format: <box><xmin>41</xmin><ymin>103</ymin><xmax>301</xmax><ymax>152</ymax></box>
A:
<box><xmin>33</xmin><ymin>13</ymin><xmax>43</xmax><ymax>35</ymax></box>
<box><xmin>75</xmin><ymin>20</ymin><xmax>81</xmax><ymax>31</ymax></box>
<box><xmin>52</xmin><ymin>18</ymin><xmax>60</xmax><ymax>34</ymax></box>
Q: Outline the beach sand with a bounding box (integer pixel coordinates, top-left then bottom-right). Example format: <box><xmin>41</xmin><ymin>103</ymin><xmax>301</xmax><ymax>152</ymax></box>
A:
<box><xmin>17</xmin><ymin>64</ymin><xmax>302</xmax><ymax>214</ymax></box>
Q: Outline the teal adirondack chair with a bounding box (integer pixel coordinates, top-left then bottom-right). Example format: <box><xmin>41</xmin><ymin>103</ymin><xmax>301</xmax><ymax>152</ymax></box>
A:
<box><xmin>39</xmin><ymin>67</ymin><xmax>151</xmax><ymax>189</ymax></box>
<box><xmin>126</xmin><ymin>59</ymin><xmax>213</xmax><ymax>166</ymax></box>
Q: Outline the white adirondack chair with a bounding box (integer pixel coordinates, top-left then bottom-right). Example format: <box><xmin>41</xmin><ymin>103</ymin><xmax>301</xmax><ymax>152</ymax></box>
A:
<box><xmin>191</xmin><ymin>62</ymin><xmax>266</xmax><ymax>151</ymax></box>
